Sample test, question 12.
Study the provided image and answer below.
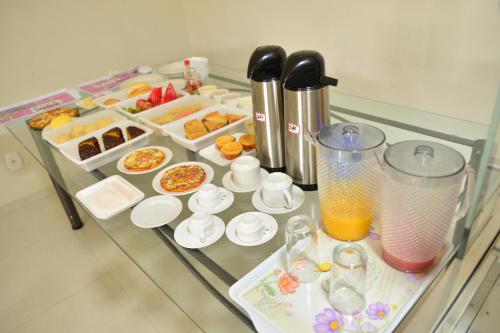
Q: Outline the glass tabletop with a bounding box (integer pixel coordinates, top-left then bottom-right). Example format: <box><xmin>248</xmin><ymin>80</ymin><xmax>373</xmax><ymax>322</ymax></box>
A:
<box><xmin>4</xmin><ymin>64</ymin><xmax>497</xmax><ymax>333</ymax></box>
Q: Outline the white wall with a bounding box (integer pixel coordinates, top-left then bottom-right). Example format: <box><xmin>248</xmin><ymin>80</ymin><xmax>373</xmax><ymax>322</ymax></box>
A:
<box><xmin>0</xmin><ymin>0</ymin><xmax>191</xmax><ymax>206</ymax></box>
<box><xmin>0</xmin><ymin>0</ymin><xmax>190</xmax><ymax>106</ymax></box>
<box><xmin>182</xmin><ymin>0</ymin><xmax>500</xmax><ymax>125</ymax></box>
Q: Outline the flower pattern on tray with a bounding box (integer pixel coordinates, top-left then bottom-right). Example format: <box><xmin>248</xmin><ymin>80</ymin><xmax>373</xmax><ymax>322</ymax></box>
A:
<box><xmin>241</xmin><ymin>222</ymin><xmax>452</xmax><ymax>333</ymax></box>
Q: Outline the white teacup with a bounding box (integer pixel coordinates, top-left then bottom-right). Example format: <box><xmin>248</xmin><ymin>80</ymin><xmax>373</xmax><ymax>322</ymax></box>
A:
<box><xmin>261</xmin><ymin>172</ymin><xmax>294</xmax><ymax>209</ymax></box>
<box><xmin>187</xmin><ymin>212</ymin><xmax>214</xmax><ymax>243</ymax></box>
<box><xmin>231</xmin><ymin>156</ymin><xmax>261</xmax><ymax>188</ymax></box>
<box><xmin>197</xmin><ymin>184</ymin><xmax>228</xmax><ymax>208</ymax></box>
<box><xmin>236</xmin><ymin>214</ymin><xmax>268</xmax><ymax>243</ymax></box>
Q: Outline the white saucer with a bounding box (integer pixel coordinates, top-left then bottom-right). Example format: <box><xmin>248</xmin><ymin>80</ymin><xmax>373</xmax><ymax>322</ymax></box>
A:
<box><xmin>226</xmin><ymin>212</ymin><xmax>278</xmax><ymax>247</ymax></box>
<box><xmin>117</xmin><ymin>146</ymin><xmax>172</xmax><ymax>175</ymax></box>
<box><xmin>152</xmin><ymin>162</ymin><xmax>214</xmax><ymax>196</ymax></box>
<box><xmin>188</xmin><ymin>188</ymin><xmax>234</xmax><ymax>214</ymax></box>
<box><xmin>251</xmin><ymin>185</ymin><xmax>305</xmax><ymax>214</ymax></box>
<box><xmin>222</xmin><ymin>169</ymin><xmax>269</xmax><ymax>193</ymax></box>
<box><xmin>131</xmin><ymin>195</ymin><xmax>182</xmax><ymax>228</ymax></box>
<box><xmin>174</xmin><ymin>215</ymin><xmax>225</xmax><ymax>249</ymax></box>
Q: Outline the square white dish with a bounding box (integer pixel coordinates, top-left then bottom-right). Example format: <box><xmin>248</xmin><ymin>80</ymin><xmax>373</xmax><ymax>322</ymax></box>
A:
<box><xmin>137</xmin><ymin>95</ymin><xmax>216</xmax><ymax>134</ymax></box>
<box><xmin>115</xmin><ymin>87</ymin><xmax>190</xmax><ymax>120</ymax></box>
<box><xmin>160</xmin><ymin>104</ymin><xmax>251</xmax><ymax>152</ymax></box>
<box><xmin>199</xmin><ymin>132</ymin><xmax>256</xmax><ymax>166</ymax></box>
<box><xmin>76</xmin><ymin>175</ymin><xmax>144</xmax><ymax>220</ymax></box>
<box><xmin>59</xmin><ymin>119</ymin><xmax>153</xmax><ymax>172</ymax></box>
<box><xmin>42</xmin><ymin>109</ymin><xmax>125</xmax><ymax>149</ymax></box>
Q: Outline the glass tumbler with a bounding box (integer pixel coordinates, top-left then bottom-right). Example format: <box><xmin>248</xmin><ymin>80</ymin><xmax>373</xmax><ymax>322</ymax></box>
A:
<box><xmin>329</xmin><ymin>243</ymin><xmax>367</xmax><ymax>315</ymax></box>
<box><xmin>286</xmin><ymin>215</ymin><xmax>320</xmax><ymax>283</ymax></box>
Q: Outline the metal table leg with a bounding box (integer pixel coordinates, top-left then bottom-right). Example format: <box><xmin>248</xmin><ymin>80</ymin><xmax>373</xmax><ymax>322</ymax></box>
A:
<box><xmin>29</xmin><ymin>127</ymin><xmax>84</xmax><ymax>230</ymax></box>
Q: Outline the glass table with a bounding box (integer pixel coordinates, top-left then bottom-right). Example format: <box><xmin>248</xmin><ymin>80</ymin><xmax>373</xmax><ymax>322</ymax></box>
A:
<box><xmin>4</xmin><ymin>64</ymin><xmax>499</xmax><ymax>333</ymax></box>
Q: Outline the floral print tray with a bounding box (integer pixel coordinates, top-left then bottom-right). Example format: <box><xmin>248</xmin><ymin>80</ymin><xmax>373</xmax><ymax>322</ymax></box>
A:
<box><xmin>229</xmin><ymin>225</ymin><xmax>454</xmax><ymax>333</ymax></box>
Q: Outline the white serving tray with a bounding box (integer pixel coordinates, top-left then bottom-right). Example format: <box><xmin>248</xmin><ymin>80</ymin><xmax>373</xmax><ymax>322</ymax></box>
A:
<box><xmin>115</xmin><ymin>89</ymin><xmax>189</xmax><ymax>119</ymax></box>
<box><xmin>137</xmin><ymin>95</ymin><xmax>216</xmax><ymax>134</ymax></box>
<box><xmin>42</xmin><ymin>109</ymin><xmax>125</xmax><ymax>149</ymax></box>
<box><xmin>59</xmin><ymin>119</ymin><xmax>153</xmax><ymax>172</ymax></box>
<box><xmin>199</xmin><ymin>132</ymin><xmax>256</xmax><ymax>166</ymax></box>
<box><xmin>76</xmin><ymin>175</ymin><xmax>144</xmax><ymax>220</ymax></box>
<box><xmin>102</xmin><ymin>80</ymin><xmax>187</xmax><ymax>115</ymax></box>
<box><xmin>229</xmin><ymin>225</ymin><xmax>454</xmax><ymax>333</ymax></box>
<box><xmin>160</xmin><ymin>104</ymin><xmax>251</xmax><ymax>152</ymax></box>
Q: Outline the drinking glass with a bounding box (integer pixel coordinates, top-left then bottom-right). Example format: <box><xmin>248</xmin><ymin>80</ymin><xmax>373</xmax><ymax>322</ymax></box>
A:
<box><xmin>285</xmin><ymin>215</ymin><xmax>320</xmax><ymax>283</ymax></box>
<box><xmin>329</xmin><ymin>243</ymin><xmax>367</xmax><ymax>315</ymax></box>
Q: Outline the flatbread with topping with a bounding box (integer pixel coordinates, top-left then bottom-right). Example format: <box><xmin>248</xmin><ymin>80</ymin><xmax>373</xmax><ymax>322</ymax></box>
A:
<box><xmin>160</xmin><ymin>165</ymin><xmax>206</xmax><ymax>192</ymax></box>
<box><xmin>124</xmin><ymin>148</ymin><xmax>166</xmax><ymax>171</ymax></box>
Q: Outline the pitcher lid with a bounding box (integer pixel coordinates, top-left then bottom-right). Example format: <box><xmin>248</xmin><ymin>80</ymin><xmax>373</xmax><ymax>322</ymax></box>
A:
<box><xmin>384</xmin><ymin>140</ymin><xmax>465</xmax><ymax>178</ymax></box>
<box><xmin>317</xmin><ymin>122</ymin><xmax>385</xmax><ymax>151</ymax></box>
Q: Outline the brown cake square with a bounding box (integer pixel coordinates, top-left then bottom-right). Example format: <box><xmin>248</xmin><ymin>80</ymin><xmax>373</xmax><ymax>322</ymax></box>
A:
<box><xmin>126</xmin><ymin>126</ymin><xmax>145</xmax><ymax>140</ymax></box>
<box><xmin>78</xmin><ymin>137</ymin><xmax>101</xmax><ymax>160</ymax></box>
<box><xmin>102</xmin><ymin>127</ymin><xmax>125</xmax><ymax>150</ymax></box>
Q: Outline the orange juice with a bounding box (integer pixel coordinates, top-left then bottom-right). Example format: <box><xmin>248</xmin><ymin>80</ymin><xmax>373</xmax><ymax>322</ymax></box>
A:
<box><xmin>321</xmin><ymin>197</ymin><xmax>375</xmax><ymax>241</ymax></box>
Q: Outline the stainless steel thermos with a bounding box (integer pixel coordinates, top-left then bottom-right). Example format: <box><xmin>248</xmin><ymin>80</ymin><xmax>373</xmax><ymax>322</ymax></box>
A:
<box><xmin>281</xmin><ymin>51</ymin><xmax>338</xmax><ymax>190</ymax></box>
<box><xmin>247</xmin><ymin>46</ymin><xmax>287</xmax><ymax>172</ymax></box>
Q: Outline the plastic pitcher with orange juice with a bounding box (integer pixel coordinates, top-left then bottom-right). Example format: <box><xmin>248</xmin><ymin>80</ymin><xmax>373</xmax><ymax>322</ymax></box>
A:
<box><xmin>314</xmin><ymin>123</ymin><xmax>385</xmax><ymax>241</ymax></box>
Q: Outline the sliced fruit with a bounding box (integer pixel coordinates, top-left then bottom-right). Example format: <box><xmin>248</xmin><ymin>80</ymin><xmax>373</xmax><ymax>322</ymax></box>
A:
<box><xmin>162</xmin><ymin>83</ymin><xmax>177</xmax><ymax>103</ymax></box>
<box><xmin>148</xmin><ymin>87</ymin><xmax>163</xmax><ymax>106</ymax></box>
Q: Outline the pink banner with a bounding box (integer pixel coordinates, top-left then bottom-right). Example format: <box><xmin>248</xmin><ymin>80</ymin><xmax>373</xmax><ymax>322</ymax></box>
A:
<box><xmin>0</xmin><ymin>90</ymin><xmax>78</xmax><ymax>125</ymax></box>
<box><xmin>78</xmin><ymin>67</ymin><xmax>140</xmax><ymax>95</ymax></box>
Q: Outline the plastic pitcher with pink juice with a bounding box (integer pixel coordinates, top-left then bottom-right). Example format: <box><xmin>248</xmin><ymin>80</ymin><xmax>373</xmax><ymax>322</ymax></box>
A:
<box><xmin>379</xmin><ymin>141</ymin><xmax>475</xmax><ymax>272</ymax></box>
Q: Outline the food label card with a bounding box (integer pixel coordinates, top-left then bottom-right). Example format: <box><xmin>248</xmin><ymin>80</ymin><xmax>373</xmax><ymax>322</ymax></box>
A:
<box><xmin>288</xmin><ymin>122</ymin><xmax>300</xmax><ymax>134</ymax></box>
<box><xmin>0</xmin><ymin>89</ymin><xmax>80</xmax><ymax>125</ymax></box>
<box><xmin>78</xmin><ymin>67</ymin><xmax>140</xmax><ymax>96</ymax></box>
<box><xmin>255</xmin><ymin>112</ymin><xmax>266</xmax><ymax>122</ymax></box>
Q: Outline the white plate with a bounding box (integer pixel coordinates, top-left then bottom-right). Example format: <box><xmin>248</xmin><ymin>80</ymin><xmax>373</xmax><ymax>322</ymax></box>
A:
<box><xmin>130</xmin><ymin>195</ymin><xmax>182</xmax><ymax>228</ymax></box>
<box><xmin>226</xmin><ymin>212</ymin><xmax>278</xmax><ymax>247</ymax></box>
<box><xmin>221</xmin><ymin>168</ymin><xmax>268</xmax><ymax>193</ymax></box>
<box><xmin>174</xmin><ymin>215</ymin><xmax>225</xmax><ymax>249</ymax></box>
<box><xmin>252</xmin><ymin>185</ymin><xmax>305</xmax><ymax>214</ymax></box>
<box><xmin>199</xmin><ymin>132</ymin><xmax>256</xmax><ymax>166</ymax></box>
<box><xmin>119</xmin><ymin>74</ymin><xmax>165</xmax><ymax>90</ymax></box>
<box><xmin>76</xmin><ymin>175</ymin><xmax>144</xmax><ymax>220</ymax></box>
<box><xmin>116</xmin><ymin>146</ymin><xmax>172</xmax><ymax>175</ymax></box>
<box><xmin>188</xmin><ymin>187</ymin><xmax>234</xmax><ymax>214</ymax></box>
<box><xmin>152</xmin><ymin>162</ymin><xmax>214</xmax><ymax>196</ymax></box>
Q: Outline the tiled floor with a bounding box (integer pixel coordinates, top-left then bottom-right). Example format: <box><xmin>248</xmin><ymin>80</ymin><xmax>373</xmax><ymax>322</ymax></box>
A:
<box><xmin>0</xmin><ymin>185</ymin><xmax>201</xmax><ymax>333</ymax></box>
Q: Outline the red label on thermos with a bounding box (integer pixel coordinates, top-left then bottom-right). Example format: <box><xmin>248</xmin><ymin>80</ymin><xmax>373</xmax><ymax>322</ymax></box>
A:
<box><xmin>288</xmin><ymin>122</ymin><xmax>301</xmax><ymax>134</ymax></box>
<box><xmin>255</xmin><ymin>112</ymin><xmax>266</xmax><ymax>122</ymax></box>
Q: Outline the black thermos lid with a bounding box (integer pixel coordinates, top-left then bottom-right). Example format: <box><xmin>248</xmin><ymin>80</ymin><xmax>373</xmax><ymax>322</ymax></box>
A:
<box><xmin>281</xmin><ymin>50</ymin><xmax>338</xmax><ymax>91</ymax></box>
<box><xmin>247</xmin><ymin>45</ymin><xmax>287</xmax><ymax>82</ymax></box>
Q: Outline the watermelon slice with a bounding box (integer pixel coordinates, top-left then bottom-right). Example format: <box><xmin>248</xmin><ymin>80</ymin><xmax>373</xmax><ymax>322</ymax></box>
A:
<box><xmin>148</xmin><ymin>87</ymin><xmax>163</xmax><ymax>106</ymax></box>
<box><xmin>161</xmin><ymin>83</ymin><xmax>178</xmax><ymax>103</ymax></box>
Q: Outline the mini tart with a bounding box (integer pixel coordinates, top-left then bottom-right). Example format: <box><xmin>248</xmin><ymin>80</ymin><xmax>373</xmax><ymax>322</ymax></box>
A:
<box><xmin>221</xmin><ymin>142</ymin><xmax>243</xmax><ymax>160</ymax></box>
<box><xmin>215</xmin><ymin>135</ymin><xmax>235</xmax><ymax>150</ymax></box>
<box><xmin>239</xmin><ymin>134</ymin><xmax>256</xmax><ymax>151</ymax></box>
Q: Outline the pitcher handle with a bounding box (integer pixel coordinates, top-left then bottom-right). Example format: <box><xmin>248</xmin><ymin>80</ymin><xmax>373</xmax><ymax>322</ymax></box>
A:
<box><xmin>454</xmin><ymin>165</ymin><xmax>475</xmax><ymax>220</ymax></box>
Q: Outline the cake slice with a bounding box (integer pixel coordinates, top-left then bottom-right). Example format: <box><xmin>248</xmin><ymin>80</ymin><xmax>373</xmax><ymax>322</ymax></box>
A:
<box><xmin>102</xmin><ymin>127</ymin><xmax>125</xmax><ymax>150</ymax></box>
<box><xmin>78</xmin><ymin>137</ymin><xmax>101</xmax><ymax>160</ymax></box>
<box><xmin>126</xmin><ymin>126</ymin><xmax>145</xmax><ymax>140</ymax></box>
<box><xmin>202</xmin><ymin>112</ymin><xmax>228</xmax><ymax>132</ymax></box>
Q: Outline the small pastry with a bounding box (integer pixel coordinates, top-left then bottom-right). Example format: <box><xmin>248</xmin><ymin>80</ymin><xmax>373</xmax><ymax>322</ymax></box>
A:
<box><xmin>226</xmin><ymin>113</ymin><xmax>244</xmax><ymax>124</ymax></box>
<box><xmin>55</xmin><ymin>134</ymin><xmax>71</xmax><ymax>144</ymax></box>
<box><xmin>103</xmin><ymin>98</ymin><xmax>120</xmax><ymax>106</ymax></box>
<box><xmin>184</xmin><ymin>119</ymin><xmax>208</xmax><ymax>140</ymax></box>
<box><xmin>84</xmin><ymin>124</ymin><xmax>97</xmax><ymax>134</ymax></box>
<box><xmin>70</xmin><ymin>125</ymin><xmax>85</xmax><ymax>138</ymax></box>
<box><xmin>96</xmin><ymin>118</ymin><xmax>114</xmax><ymax>129</ymax></box>
<box><xmin>239</xmin><ymin>134</ymin><xmax>256</xmax><ymax>151</ymax></box>
<box><xmin>215</xmin><ymin>135</ymin><xmax>235</xmax><ymax>150</ymax></box>
<box><xmin>202</xmin><ymin>112</ymin><xmax>227</xmax><ymax>132</ymax></box>
<box><xmin>50</xmin><ymin>114</ymin><xmax>73</xmax><ymax>129</ymax></box>
<box><xmin>221</xmin><ymin>142</ymin><xmax>243</xmax><ymax>160</ymax></box>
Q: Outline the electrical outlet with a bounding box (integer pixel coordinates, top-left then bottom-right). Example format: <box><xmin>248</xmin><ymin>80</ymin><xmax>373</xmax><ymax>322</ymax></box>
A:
<box><xmin>4</xmin><ymin>151</ymin><xmax>23</xmax><ymax>171</ymax></box>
